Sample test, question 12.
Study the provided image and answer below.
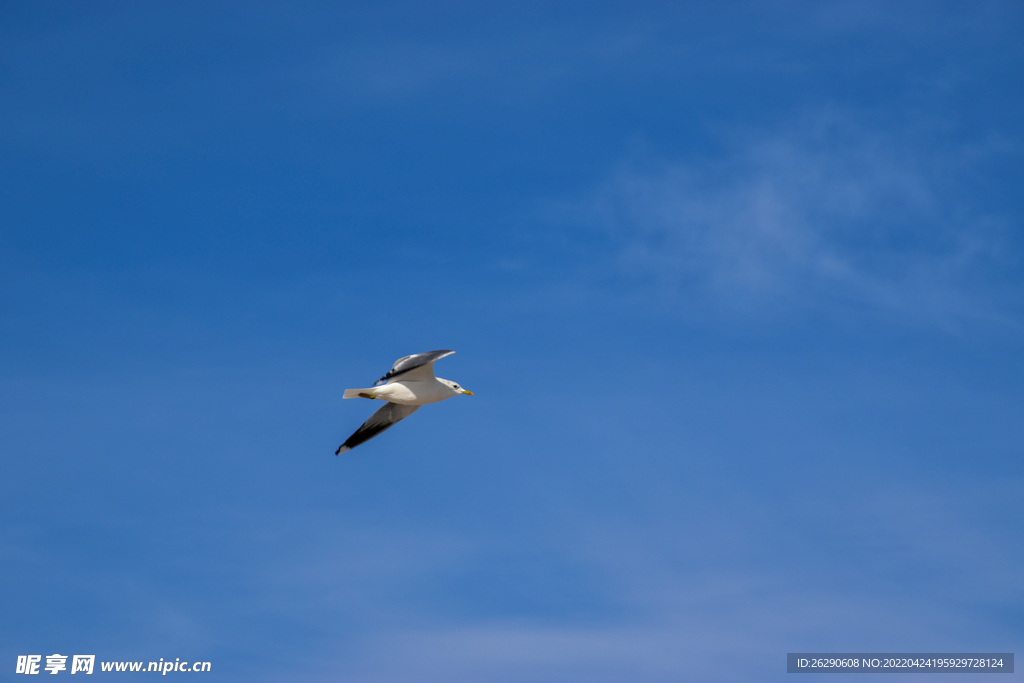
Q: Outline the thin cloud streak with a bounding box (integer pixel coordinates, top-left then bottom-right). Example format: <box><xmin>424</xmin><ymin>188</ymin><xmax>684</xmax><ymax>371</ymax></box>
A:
<box><xmin>555</xmin><ymin>110</ymin><xmax>1021</xmax><ymax>326</ymax></box>
<box><xmin>302</xmin><ymin>476</ymin><xmax>1023</xmax><ymax>682</ymax></box>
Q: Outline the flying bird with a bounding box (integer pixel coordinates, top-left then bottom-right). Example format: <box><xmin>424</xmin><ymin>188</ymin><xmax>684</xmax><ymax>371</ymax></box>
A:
<box><xmin>335</xmin><ymin>349</ymin><xmax>473</xmax><ymax>454</ymax></box>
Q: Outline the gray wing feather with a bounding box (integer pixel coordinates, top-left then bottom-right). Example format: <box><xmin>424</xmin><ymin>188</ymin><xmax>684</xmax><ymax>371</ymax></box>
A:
<box><xmin>374</xmin><ymin>349</ymin><xmax>455</xmax><ymax>386</ymax></box>
<box><xmin>335</xmin><ymin>402</ymin><xmax>421</xmax><ymax>454</ymax></box>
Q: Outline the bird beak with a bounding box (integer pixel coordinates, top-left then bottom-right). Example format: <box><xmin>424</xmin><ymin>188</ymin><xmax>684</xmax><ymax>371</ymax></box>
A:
<box><xmin>461</xmin><ymin>390</ymin><xmax>474</xmax><ymax>395</ymax></box>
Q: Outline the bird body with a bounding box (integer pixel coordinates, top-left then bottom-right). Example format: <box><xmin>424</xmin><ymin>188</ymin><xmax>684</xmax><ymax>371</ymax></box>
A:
<box><xmin>342</xmin><ymin>377</ymin><xmax>462</xmax><ymax>405</ymax></box>
<box><xmin>335</xmin><ymin>350</ymin><xmax>472</xmax><ymax>454</ymax></box>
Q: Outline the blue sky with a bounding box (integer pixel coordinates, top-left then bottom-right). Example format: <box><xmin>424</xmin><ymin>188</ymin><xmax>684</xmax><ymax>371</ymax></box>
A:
<box><xmin>2</xmin><ymin>1</ymin><xmax>1022</xmax><ymax>681</ymax></box>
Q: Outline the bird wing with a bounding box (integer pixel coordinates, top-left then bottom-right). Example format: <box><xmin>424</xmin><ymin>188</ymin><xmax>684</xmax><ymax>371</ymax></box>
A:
<box><xmin>335</xmin><ymin>402</ymin><xmax>421</xmax><ymax>454</ymax></box>
<box><xmin>374</xmin><ymin>349</ymin><xmax>455</xmax><ymax>385</ymax></box>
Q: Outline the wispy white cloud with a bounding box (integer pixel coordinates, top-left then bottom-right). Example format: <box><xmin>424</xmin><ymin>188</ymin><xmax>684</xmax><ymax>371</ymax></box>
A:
<box><xmin>554</xmin><ymin>110</ymin><xmax>1021</xmax><ymax>326</ymax></box>
<box><xmin>295</xmin><ymin>475</ymin><xmax>1023</xmax><ymax>682</ymax></box>
<box><xmin>324</xmin><ymin>620</ymin><xmax>776</xmax><ymax>683</ymax></box>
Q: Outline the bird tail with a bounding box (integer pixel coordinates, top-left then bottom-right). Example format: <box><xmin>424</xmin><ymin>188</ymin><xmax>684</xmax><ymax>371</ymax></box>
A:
<box><xmin>343</xmin><ymin>387</ymin><xmax>377</xmax><ymax>399</ymax></box>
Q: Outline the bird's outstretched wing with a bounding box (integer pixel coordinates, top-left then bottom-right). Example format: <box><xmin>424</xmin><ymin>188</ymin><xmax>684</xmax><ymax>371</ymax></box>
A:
<box><xmin>374</xmin><ymin>349</ymin><xmax>455</xmax><ymax>386</ymax></box>
<box><xmin>335</xmin><ymin>402</ymin><xmax>421</xmax><ymax>454</ymax></box>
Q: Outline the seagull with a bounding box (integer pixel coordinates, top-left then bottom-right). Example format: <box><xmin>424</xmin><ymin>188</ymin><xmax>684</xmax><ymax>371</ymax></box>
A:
<box><xmin>335</xmin><ymin>349</ymin><xmax>473</xmax><ymax>455</ymax></box>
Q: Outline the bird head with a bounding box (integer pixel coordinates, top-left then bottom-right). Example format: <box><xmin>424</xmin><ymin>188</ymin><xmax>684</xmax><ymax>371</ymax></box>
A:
<box><xmin>440</xmin><ymin>378</ymin><xmax>474</xmax><ymax>395</ymax></box>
